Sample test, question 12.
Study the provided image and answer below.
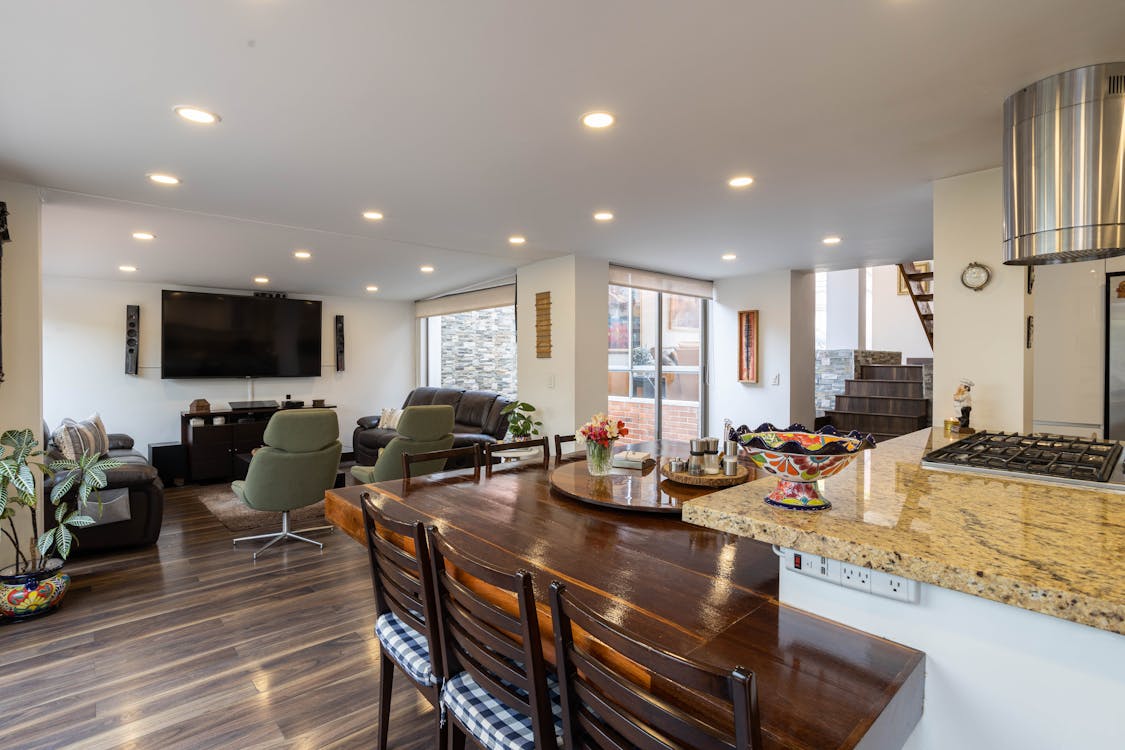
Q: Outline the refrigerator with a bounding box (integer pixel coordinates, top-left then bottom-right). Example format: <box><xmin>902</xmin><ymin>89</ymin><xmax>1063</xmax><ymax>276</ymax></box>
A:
<box><xmin>1106</xmin><ymin>272</ymin><xmax>1125</xmax><ymax>440</ymax></box>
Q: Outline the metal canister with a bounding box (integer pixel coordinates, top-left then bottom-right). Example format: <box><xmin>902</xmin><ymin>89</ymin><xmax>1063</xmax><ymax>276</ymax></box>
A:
<box><xmin>668</xmin><ymin>457</ymin><xmax>687</xmax><ymax>473</ymax></box>
<box><xmin>689</xmin><ymin>438</ymin><xmax>707</xmax><ymax>475</ymax></box>
<box><xmin>722</xmin><ymin>456</ymin><xmax>739</xmax><ymax>476</ymax></box>
<box><xmin>702</xmin><ymin>437</ymin><xmax>721</xmax><ymax>475</ymax></box>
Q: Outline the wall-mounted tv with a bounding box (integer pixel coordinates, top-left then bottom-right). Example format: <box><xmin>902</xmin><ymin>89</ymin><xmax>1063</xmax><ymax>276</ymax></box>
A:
<box><xmin>161</xmin><ymin>290</ymin><xmax>322</xmax><ymax>378</ymax></box>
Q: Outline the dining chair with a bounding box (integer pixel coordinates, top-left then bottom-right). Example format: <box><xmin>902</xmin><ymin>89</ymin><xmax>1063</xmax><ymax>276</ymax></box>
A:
<box><xmin>549</xmin><ymin>580</ymin><xmax>763</xmax><ymax>750</ymax></box>
<box><xmin>403</xmin><ymin>445</ymin><xmax>481</xmax><ymax>486</ymax></box>
<box><xmin>425</xmin><ymin>525</ymin><xmax>562</xmax><ymax>750</ymax></box>
<box><xmin>484</xmin><ymin>436</ymin><xmax>550</xmax><ymax>476</ymax></box>
<box><xmin>553</xmin><ymin>434</ymin><xmax>578</xmax><ymax>463</ymax></box>
<box><xmin>361</xmin><ymin>491</ymin><xmax>446</xmax><ymax>750</ymax></box>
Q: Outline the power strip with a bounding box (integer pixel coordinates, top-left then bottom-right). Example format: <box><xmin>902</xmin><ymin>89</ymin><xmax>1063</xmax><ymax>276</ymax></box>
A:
<box><xmin>781</xmin><ymin>547</ymin><xmax>920</xmax><ymax>603</ymax></box>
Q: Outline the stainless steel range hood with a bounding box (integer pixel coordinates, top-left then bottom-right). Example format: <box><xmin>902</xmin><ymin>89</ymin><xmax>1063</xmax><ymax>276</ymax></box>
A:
<box><xmin>1003</xmin><ymin>62</ymin><xmax>1125</xmax><ymax>265</ymax></box>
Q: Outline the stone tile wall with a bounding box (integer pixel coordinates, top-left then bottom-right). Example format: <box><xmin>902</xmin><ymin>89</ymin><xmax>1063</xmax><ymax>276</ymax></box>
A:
<box><xmin>815</xmin><ymin>349</ymin><xmax>903</xmax><ymax>415</ymax></box>
<box><xmin>440</xmin><ymin>306</ymin><xmax>517</xmax><ymax>397</ymax></box>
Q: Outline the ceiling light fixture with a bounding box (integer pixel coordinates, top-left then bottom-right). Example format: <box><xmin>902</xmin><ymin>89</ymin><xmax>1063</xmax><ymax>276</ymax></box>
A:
<box><xmin>119</xmin><ymin>265</ymin><xmax>137</xmax><ymax>273</ymax></box>
<box><xmin>509</xmin><ymin>235</ymin><xmax>527</xmax><ymax>245</ymax></box>
<box><xmin>173</xmin><ymin>105</ymin><xmax>221</xmax><ymax>124</ymax></box>
<box><xmin>582</xmin><ymin>111</ymin><xmax>615</xmax><ymax>129</ymax></box>
<box><xmin>366</xmin><ymin>285</ymin><xmax>379</xmax><ymax>292</ymax></box>
<box><xmin>132</xmin><ymin>232</ymin><xmax>155</xmax><ymax>241</ymax></box>
<box><xmin>420</xmin><ymin>265</ymin><xmax>435</xmax><ymax>274</ymax></box>
<box><xmin>362</xmin><ymin>210</ymin><xmax>384</xmax><ymax>221</ymax></box>
<box><xmin>593</xmin><ymin>211</ymin><xmax>614</xmax><ymax>222</ymax></box>
<box><xmin>728</xmin><ymin>176</ymin><xmax>754</xmax><ymax>188</ymax></box>
<box><xmin>293</xmin><ymin>250</ymin><xmax>312</xmax><ymax>259</ymax></box>
<box><xmin>253</xmin><ymin>276</ymin><xmax>269</xmax><ymax>284</ymax></box>
<box><xmin>822</xmin><ymin>236</ymin><xmax>842</xmax><ymax>245</ymax></box>
<box><xmin>147</xmin><ymin>173</ymin><xmax>180</xmax><ymax>186</ymax></box>
<box><xmin>721</xmin><ymin>253</ymin><xmax>737</xmax><ymax>261</ymax></box>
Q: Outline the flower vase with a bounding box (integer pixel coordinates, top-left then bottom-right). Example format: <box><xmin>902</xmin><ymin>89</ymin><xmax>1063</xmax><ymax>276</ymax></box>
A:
<box><xmin>586</xmin><ymin>440</ymin><xmax>616</xmax><ymax>475</ymax></box>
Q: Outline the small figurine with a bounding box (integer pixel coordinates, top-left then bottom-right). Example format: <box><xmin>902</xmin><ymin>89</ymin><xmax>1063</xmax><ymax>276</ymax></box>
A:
<box><xmin>952</xmin><ymin>379</ymin><xmax>974</xmax><ymax>433</ymax></box>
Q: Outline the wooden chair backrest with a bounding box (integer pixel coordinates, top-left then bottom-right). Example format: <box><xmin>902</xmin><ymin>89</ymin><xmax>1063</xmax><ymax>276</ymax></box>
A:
<box><xmin>549</xmin><ymin>581</ymin><xmax>762</xmax><ymax>750</ymax></box>
<box><xmin>484</xmin><ymin>437</ymin><xmax>550</xmax><ymax>476</ymax></box>
<box><xmin>361</xmin><ymin>491</ymin><xmax>444</xmax><ymax>681</ymax></box>
<box><xmin>402</xmin><ymin>445</ymin><xmax>481</xmax><ymax>487</ymax></box>
<box><xmin>426</xmin><ymin>525</ymin><xmax>556</xmax><ymax>747</ymax></box>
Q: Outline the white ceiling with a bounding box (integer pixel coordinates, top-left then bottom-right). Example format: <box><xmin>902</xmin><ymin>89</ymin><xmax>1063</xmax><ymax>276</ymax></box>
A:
<box><xmin>2</xmin><ymin>1</ymin><xmax>1124</xmax><ymax>300</ymax></box>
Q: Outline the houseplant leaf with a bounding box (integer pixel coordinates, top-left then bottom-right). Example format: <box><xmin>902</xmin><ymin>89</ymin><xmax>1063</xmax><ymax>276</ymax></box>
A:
<box><xmin>50</xmin><ymin>471</ymin><xmax>78</xmax><ymax>502</ymax></box>
<box><xmin>37</xmin><ymin>530</ymin><xmax>54</xmax><ymax>557</ymax></box>
<box><xmin>55</xmin><ymin>526</ymin><xmax>72</xmax><ymax>559</ymax></box>
<box><xmin>65</xmin><ymin>514</ymin><xmax>96</xmax><ymax>528</ymax></box>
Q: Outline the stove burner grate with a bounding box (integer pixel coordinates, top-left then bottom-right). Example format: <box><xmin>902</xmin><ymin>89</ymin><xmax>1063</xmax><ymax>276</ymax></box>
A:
<box><xmin>923</xmin><ymin>431</ymin><xmax>1122</xmax><ymax>483</ymax></box>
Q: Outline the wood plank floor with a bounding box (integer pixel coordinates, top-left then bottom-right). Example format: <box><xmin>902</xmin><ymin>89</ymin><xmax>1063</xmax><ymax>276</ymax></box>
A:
<box><xmin>0</xmin><ymin>485</ymin><xmax>436</xmax><ymax>749</ymax></box>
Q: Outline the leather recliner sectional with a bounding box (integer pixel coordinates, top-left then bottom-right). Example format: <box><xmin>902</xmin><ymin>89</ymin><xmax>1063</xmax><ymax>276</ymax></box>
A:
<box><xmin>353</xmin><ymin>387</ymin><xmax>512</xmax><ymax>469</ymax></box>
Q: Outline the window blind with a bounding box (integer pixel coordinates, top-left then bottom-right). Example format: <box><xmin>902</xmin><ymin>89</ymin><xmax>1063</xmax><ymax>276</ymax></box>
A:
<box><xmin>608</xmin><ymin>265</ymin><xmax>714</xmax><ymax>299</ymax></box>
<box><xmin>414</xmin><ymin>284</ymin><xmax>516</xmax><ymax>318</ymax></box>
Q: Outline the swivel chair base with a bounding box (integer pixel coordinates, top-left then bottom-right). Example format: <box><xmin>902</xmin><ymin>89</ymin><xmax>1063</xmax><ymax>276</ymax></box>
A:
<box><xmin>233</xmin><ymin>510</ymin><xmax>334</xmax><ymax>559</ymax></box>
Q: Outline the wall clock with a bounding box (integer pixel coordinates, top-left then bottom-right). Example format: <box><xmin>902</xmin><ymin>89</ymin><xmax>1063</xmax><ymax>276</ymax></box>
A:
<box><xmin>961</xmin><ymin>262</ymin><xmax>992</xmax><ymax>291</ymax></box>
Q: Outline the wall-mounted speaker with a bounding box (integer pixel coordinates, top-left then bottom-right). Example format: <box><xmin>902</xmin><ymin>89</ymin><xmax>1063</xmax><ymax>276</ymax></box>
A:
<box><xmin>335</xmin><ymin>314</ymin><xmax>345</xmax><ymax>372</ymax></box>
<box><xmin>125</xmin><ymin>304</ymin><xmax>140</xmax><ymax>375</ymax></box>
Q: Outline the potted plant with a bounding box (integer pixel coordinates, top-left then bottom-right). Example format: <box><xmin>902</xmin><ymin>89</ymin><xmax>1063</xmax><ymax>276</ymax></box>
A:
<box><xmin>0</xmin><ymin>428</ymin><xmax>120</xmax><ymax>622</ymax></box>
<box><xmin>500</xmin><ymin>401</ymin><xmax>542</xmax><ymax>440</ymax></box>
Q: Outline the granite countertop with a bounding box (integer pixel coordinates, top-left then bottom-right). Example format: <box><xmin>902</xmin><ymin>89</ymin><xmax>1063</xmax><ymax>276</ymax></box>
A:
<box><xmin>683</xmin><ymin>429</ymin><xmax>1125</xmax><ymax>634</ymax></box>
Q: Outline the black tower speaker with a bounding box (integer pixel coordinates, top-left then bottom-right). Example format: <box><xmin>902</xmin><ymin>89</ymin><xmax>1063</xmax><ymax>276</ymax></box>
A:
<box><xmin>125</xmin><ymin>304</ymin><xmax>140</xmax><ymax>375</ymax></box>
<box><xmin>335</xmin><ymin>314</ymin><xmax>345</xmax><ymax>372</ymax></box>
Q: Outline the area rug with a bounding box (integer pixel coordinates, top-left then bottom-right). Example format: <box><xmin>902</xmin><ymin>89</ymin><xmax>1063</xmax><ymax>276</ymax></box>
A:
<box><xmin>194</xmin><ymin>484</ymin><xmax>327</xmax><ymax>533</ymax></box>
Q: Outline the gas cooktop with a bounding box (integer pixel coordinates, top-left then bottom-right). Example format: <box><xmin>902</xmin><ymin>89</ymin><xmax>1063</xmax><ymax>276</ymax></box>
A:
<box><xmin>921</xmin><ymin>431</ymin><xmax>1125</xmax><ymax>491</ymax></box>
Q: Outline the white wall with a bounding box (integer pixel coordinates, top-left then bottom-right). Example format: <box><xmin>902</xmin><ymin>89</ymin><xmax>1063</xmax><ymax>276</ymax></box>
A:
<box><xmin>0</xmin><ymin>181</ymin><xmax>43</xmax><ymax>569</ymax></box>
<box><xmin>933</xmin><ymin>168</ymin><xmax>1032</xmax><ymax>431</ymax></box>
<box><xmin>869</xmin><ymin>264</ymin><xmax>933</xmax><ymax>361</ymax></box>
<box><xmin>825</xmin><ymin>268</ymin><xmax>863</xmax><ymax>350</ymax></box>
<box><xmin>710</xmin><ymin>270</ymin><xmax>815</xmax><ymax>431</ymax></box>
<box><xmin>515</xmin><ymin>255</ymin><xmax>608</xmax><ymax>437</ymax></box>
<box><xmin>42</xmin><ymin>277</ymin><xmax>414</xmax><ymax>451</ymax></box>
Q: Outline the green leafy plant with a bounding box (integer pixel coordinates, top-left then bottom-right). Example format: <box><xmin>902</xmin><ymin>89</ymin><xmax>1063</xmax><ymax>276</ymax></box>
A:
<box><xmin>0</xmin><ymin>428</ymin><xmax>121</xmax><ymax>574</ymax></box>
<box><xmin>500</xmin><ymin>401</ymin><xmax>542</xmax><ymax>439</ymax></box>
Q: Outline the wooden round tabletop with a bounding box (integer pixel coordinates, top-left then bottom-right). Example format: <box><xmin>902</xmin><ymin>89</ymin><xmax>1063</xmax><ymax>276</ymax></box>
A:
<box><xmin>549</xmin><ymin>459</ymin><xmax>714</xmax><ymax>514</ymax></box>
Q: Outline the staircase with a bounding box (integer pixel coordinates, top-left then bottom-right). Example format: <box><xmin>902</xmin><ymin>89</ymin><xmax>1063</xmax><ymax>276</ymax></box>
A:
<box><xmin>822</xmin><ymin>363</ymin><xmax>930</xmax><ymax>441</ymax></box>
<box><xmin>898</xmin><ymin>262</ymin><xmax>934</xmax><ymax>349</ymax></box>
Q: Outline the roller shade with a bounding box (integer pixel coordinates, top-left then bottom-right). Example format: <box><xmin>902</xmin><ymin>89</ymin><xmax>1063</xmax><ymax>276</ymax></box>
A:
<box><xmin>415</xmin><ymin>284</ymin><xmax>516</xmax><ymax>318</ymax></box>
<box><xmin>608</xmin><ymin>265</ymin><xmax>714</xmax><ymax>299</ymax></box>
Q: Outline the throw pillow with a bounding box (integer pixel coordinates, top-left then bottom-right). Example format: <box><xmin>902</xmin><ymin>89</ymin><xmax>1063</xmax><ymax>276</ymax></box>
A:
<box><xmin>380</xmin><ymin>407</ymin><xmax>403</xmax><ymax>431</ymax></box>
<box><xmin>52</xmin><ymin>413</ymin><xmax>110</xmax><ymax>460</ymax></box>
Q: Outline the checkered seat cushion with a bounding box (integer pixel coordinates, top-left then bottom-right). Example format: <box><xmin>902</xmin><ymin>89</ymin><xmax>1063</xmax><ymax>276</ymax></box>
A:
<box><xmin>442</xmin><ymin>670</ymin><xmax>563</xmax><ymax>750</ymax></box>
<box><xmin>375</xmin><ymin>612</ymin><xmax>438</xmax><ymax>687</ymax></box>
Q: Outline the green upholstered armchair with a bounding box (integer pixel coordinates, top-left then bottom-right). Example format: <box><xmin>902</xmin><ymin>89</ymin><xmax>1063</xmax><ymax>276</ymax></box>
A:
<box><xmin>350</xmin><ymin>405</ymin><xmax>455</xmax><ymax>484</ymax></box>
<box><xmin>231</xmin><ymin>409</ymin><xmax>342</xmax><ymax>558</ymax></box>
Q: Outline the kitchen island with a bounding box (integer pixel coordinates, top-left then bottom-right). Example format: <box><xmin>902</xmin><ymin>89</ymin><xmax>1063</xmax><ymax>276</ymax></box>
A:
<box><xmin>685</xmin><ymin>428</ymin><xmax>1125</xmax><ymax>749</ymax></box>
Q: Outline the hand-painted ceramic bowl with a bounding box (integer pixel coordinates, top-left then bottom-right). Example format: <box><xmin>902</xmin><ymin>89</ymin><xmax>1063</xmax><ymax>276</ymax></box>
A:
<box><xmin>731</xmin><ymin>423</ymin><xmax>876</xmax><ymax>511</ymax></box>
<box><xmin>1</xmin><ymin>560</ymin><xmax>70</xmax><ymax>622</ymax></box>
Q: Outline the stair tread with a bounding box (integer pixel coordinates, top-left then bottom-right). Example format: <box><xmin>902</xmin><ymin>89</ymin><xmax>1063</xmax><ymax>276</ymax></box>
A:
<box><xmin>837</xmin><ymin>394</ymin><xmax>930</xmax><ymax>401</ymax></box>
<box><xmin>846</xmin><ymin>378</ymin><xmax>924</xmax><ymax>384</ymax></box>
<box><xmin>905</xmin><ymin>271</ymin><xmax>934</xmax><ymax>280</ymax></box>
<box><xmin>824</xmin><ymin>410</ymin><xmax>929</xmax><ymax>420</ymax></box>
<box><xmin>862</xmin><ymin>364</ymin><xmax>924</xmax><ymax>368</ymax></box>
<box><xmin>915</xmin><ymin>294</ymin><xmax>934</xmax><ymax>302</ymax></box>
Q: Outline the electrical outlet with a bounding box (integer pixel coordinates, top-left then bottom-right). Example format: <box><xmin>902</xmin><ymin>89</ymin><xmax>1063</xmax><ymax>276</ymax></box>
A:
<box><xmin>840</xmin><ymin>563</ymin><xmax>871</xmax><ymax>592</ymax></box>
<box><xmin>871</xmin><ymin>570</ymin><xmax>920</xmax><ymax>603</ymax></box>
<box><xmin>783</xmin><ymin>548</ymin><xmax>840</xmax><ymax>584</ymax></box>
<box><xmin>771</xmin><ymin>372</ymin><xmax>781</xmax><ymax>386</ymax></box>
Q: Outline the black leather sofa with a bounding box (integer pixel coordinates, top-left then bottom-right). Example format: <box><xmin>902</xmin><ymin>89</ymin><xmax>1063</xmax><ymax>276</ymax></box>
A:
<box><xmin>354</xmin><ymin>388</ymin><xmax>512</xmax><ymax>469</ymax></box>
<box><xmin>42</xmin><ymin>432</ymin><xmax>165</xmax><ymax>554</ymax></box>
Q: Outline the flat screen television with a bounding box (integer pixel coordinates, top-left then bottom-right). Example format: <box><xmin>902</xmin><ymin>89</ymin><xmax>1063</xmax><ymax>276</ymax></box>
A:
<box><xmin>161</xmin><ymin>290</ymin><xmax>322</xmax><ymax>378</ymax></box>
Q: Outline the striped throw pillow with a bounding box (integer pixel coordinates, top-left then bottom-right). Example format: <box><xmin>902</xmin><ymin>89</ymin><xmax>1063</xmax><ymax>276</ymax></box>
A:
<box><xmin>52</xmin><ymin>413</ymin><xmax>109</xmax><ymax>460</ymax></box>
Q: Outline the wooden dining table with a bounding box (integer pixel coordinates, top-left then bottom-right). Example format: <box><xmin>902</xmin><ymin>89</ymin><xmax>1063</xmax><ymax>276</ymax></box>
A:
<box><xmin>325</xmin><ymin>440</ymin><xmax>924</xmax><ymax>750</ymax></box>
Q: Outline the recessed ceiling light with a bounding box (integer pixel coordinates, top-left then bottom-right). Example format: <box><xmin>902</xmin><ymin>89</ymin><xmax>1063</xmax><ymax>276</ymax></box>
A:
<box><xmin>593</xmin><ymin>211</ymin><xmax>614</xmax><ymax>222</ymax></box>
<box><xmin>118</xmin><ymin>265</ymin><xmax>137</xmax><ymax>273</ymax></box>
<box><xmin>132</xmin><ymin>231</ymin><xmax>155</xmax><ymax>241</ymax></box>
<box><xmin>173</xmin><ymin>105</ymin><xmax>220</xmax><ymax>124</ymax></box>
<box><xmin>582</xmin><ymin>111</ymin><xmax>615</xmax><ymax>129</ymax></box>
<box><xmin>362</xmin><ymin>210</ymin><xmax>384</xmax><ymax>221</ymax></box>
<box><xmin>420</xmin><ymin>265</ymin><xmax>435</xmax><ymax>274</ymax></box>
<box><xmin>293</xmin><ymin>250</ymin><xmax>312</xmax><ymax>259</ymax></box>
<box><xmin>822</xmin><ymin>236</ymin><xmax>842</xmax><ymax>245</ymax></box>
<box><xmin>721</xmin><ymin>253</ymin><xmax>737</xmax><ymax>261</ymax></box>
<box><xmin>147</xmin><ymin>173</ymin><xmax>180</xmax><ymax>186</ymax></box>
<box><xmin>366</xmin><ymin>285</ymin><xmax>379</xmax><ymax>292</ymax></box>
<box><xmin>728</xmin><ymin>176</ymin><xmax>754</xmax><ymax>188</ymax></box>
<box><xmin>253</xmin><ymin>276</ymin><xmax>269</xmax><ymax>284</ymax></box>
<box><xmin>509</xmin><ymin>235</ymin><xmax>527</xmax><ymax>245</ymax></box>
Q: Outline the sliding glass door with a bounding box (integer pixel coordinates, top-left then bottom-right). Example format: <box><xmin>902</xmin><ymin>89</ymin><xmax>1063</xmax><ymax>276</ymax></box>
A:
<box><xmin>608</xmin><ymin>285</ymin><xmax>706</xmax><ymax>443</ymax></box>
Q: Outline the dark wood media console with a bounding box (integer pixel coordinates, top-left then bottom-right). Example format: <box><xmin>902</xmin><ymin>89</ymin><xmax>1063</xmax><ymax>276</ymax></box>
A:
<box><xmin>180</xmin><ymin>404</ymin><xmax>335</xmax><ymax>482</ymax></box>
